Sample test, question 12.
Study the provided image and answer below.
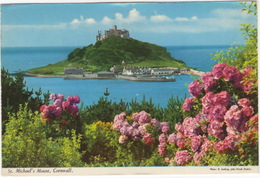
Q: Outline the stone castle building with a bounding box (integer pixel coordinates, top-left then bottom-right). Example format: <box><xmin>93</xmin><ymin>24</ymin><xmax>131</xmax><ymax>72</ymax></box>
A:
<box><xmin>96</xmin><ymin>25</ymin><xmax>130</xmax><ymax>42</ymax></box>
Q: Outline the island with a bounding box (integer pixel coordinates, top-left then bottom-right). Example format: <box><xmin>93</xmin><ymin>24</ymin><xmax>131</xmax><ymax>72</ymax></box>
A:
<box><xmin>26</xmin><ymin>25</ymin><xmax>196</xmax><ymax>82</ymax></box>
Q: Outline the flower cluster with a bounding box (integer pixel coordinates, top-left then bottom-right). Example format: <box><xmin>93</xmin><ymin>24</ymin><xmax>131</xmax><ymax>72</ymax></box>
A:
<box><xmin>112</xmin><ymin>111</ymin><xmax>171</xmax><ymax>151</ymax></box>
<box><xmin>164</xmin><ymin>63</ymin><xmax>258</xmax><ymax>166</ymax></box>
<box><xmin>40</xmin><ymin>93</ymin><xmax>80</xmax><ymax>127</ymax></box>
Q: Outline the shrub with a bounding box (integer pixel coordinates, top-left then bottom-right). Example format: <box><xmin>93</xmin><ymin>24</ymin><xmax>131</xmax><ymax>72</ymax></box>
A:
<box><xmin>111</xmin><ymin>111</ymin><xmax>170</xmax><ymax>166</ymax></box>
<box><xmin>82</xmin><ymin>121</ymin><xmax>118</xmax><ymax>165</ymax></box>
<box><xmin>1</xmin><ymin>68</ymin><xmax>49</xmax><ymax>134</ymax></box>
<box><xmin>2</xmin><ymin>104</ymin><xmax>84</xmax><ymax>167</ymax></box>
<box><xmin>39</xmin><ymin>93</ymin><xmax>82</xmax><ymax>137</ymax></box>
<box><xmin>161</xmin><ymin>63</ymin><xmax>258</xmax><ymax>166</ymax></box>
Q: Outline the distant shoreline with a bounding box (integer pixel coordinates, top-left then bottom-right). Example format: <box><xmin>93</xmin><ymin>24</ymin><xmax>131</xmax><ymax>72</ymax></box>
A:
<box><xmin>21</xmin><ymin>70</ymin><xmax>204</xmax><ymax>82</ymax></box>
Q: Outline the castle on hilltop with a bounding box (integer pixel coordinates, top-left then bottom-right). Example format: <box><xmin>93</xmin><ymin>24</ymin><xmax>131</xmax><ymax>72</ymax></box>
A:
<box><xmin>96</xmin><ymin>25</ymin><xmax>130</xmax><ymax>42</ymax></box>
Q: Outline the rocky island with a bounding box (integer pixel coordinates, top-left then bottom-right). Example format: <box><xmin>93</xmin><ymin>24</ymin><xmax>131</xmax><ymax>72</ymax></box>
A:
<box><xmin>26</xmin><ymin>25</ymin><xmax>192</xmax><ymax>82</ymax></box>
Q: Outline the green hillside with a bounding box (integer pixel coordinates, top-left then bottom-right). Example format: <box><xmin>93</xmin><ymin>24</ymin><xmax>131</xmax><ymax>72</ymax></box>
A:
<box><xmin>27</xmin><ymin>37</ymin><xmax>188</xmax><ymax>75</ymax></box>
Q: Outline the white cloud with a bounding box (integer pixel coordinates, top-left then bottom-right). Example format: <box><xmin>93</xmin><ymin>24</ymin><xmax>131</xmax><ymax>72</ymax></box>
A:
<box><xmin>139</xmin><ymin>8</ymin><xmax>255</xmax><ymax>34</ymax></box>
<box><xmin>71</xmin><ymin>19</ymin><xmax>80</xmax><ymax>24</ymax></box>
<box><xmin>212</xmin><ymin>8</ymin><xmax>248</xmax><ymax>19</ymax></box>
<box><xmin>150</xmin><ymin>15</ymin><xmax>172</xmax><ymax>22</ymax></box>
<box><xmin>85</xmin><ymin>18</ymin><xmax>96</xmax><ymax>24</ymax></box>
<box><xmin>101</xmin><ymin>16</ymin><xmax>113</xmax><ymax>24</ymax></box>
<box><xmin>175</xmin><ymin>17</ymin><xmax>189</xmax><ymax>21</ymax></box>
<box><xmin>101</xmin><ymin>8</ymin><xmax>146</xmax><ymax>24</ymax></box>
<box><xmin>127</xmin><ymin>8</ymin><xmax>146</xmax><ymax>23</ymax></box>
<box><xmin>70</xmin><ymin>16</ymin><xmax>96</xmax><ymax>27</ymax></box>
<box><xmin>191</xmin><ymin>16</ymin><xmax>198</xmax><ymax>20</ymax></box>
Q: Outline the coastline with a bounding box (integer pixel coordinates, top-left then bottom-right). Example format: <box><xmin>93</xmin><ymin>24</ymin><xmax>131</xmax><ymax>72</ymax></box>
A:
<box><xmin>22</xmin><ymin>69</ymin><xmax>204</xmax><ymax>82</ymax></box>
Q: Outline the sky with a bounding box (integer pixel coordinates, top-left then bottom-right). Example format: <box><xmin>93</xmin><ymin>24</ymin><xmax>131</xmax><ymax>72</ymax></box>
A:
<box><xmin>1</xmin><ymin>1</ymin><xmax>257</xmax><ymax>47</ymax></box>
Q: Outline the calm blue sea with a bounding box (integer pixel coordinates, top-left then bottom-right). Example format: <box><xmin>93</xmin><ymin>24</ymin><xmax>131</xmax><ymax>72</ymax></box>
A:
<box><xmin>1</xmin><ymin>45</ymin><xmax>229</xmax><ymax>107</ymax></box>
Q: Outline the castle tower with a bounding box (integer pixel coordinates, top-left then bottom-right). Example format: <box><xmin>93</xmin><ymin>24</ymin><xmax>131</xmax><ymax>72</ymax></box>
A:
<box><xmin>113</xmin><ymin>25</ymin><xmax>117</xmax><ymax>31</ymax></box>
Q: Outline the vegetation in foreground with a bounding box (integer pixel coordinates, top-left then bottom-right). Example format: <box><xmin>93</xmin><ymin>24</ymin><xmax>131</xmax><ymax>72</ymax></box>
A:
<box><xmin>27</xmin><ymin>37</ymin><xmax>188</xmax><ymax>75</ymax></box>
<box><xmin>1</xmin><ymin>2</ymin><xmax>258</xmax><ymax>168</ymax></box>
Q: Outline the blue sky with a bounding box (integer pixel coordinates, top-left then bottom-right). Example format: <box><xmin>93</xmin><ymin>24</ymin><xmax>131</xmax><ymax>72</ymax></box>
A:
<box><xmin>1</xmin><ymin>2</ymin><xmax>257</xmax><ymax>47</ymax></box>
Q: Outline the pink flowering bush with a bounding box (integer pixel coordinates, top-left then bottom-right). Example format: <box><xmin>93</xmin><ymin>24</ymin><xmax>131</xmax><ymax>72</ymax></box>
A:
<box><xmin>112</xmin><ymin>111</ymin><xmax>170</xmax><ymax>146</ymax></box>
<box><xmin>40</xmin><ymin>93</ymin><xmax>81</xmax><ymax>136</ymax></box>
<box><xmin>161</xmin><ymin>63</ymin><xmax>258</xmax><ymax>166</ymax></box>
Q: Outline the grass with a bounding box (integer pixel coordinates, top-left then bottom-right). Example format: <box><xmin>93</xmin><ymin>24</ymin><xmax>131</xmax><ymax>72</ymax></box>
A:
<box><xmin>27</xmin><ymin>59</ymin><xmax>188</xmax><ymax>75</ymax></box>
<box><xmin>130</xmin><ymin>60</ymin><xmax>188</xmax><ymax>68</ymax></box>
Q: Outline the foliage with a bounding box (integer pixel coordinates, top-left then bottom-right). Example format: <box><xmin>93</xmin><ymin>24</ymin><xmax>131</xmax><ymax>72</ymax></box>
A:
<box><xmin>27</xmin><ymin>37</ymin><xmax>188</xmax><ymax>74</ymax></box>
<box><xmin>1</xmin><ymin>68</ymin><xmax>50</xmax><ymax>134</ymax></box>
<box><xmin>81</xmin><ymin>95</ymin><xmax>185</xmax><ymax>130</ymax></box>
<box><xmin>81</xmin><ymin>97</ymin><xmax>128</xmax><ymax>124</ymax></box>
<box><xmin>2</xmin><ymin>104</ymin><xmax>84</xmax><ymax>167</ymax></box>
<box><xmin>82</xmin><ymin>121</ymin><xmax>118</xmax><ymax>165</ymax></box>
<box><xmin>211</xmin><ymin>2</ymin><xmax>257</xmax><ymax>71</ymax></box>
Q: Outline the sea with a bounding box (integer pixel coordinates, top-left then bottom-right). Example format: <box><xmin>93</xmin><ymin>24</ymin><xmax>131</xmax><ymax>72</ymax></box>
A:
<box><xmin>1</xmin><ymin>45</ymin><xmax>230</xmax><ymax>108</ymax></box>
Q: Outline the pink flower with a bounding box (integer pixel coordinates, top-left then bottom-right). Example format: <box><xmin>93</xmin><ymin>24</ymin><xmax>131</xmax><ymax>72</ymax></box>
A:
<box><xmin>238</xmin><ymin>98</ymin><xmax>251</xmax><ymax>108</ymax></box>
<box><xmin>127</xmin><ymin>126</ymin><xmax>134</xmax><ymax>137</ymax></box>
<box><xmin>138</xmin><ymin>111</ymin><xmax>151</xmax><ymax>125</ymax></box>
<box><xmin>132</xmin><ymin>121</ymin><xmax>139</xmax><ymax>128</ymax></box>
<box><xmin>54</xmin><ymin>107</ymin><xmax>62</xmax><ymax>117</ymax></box>
<box><xmin>242</xmin><ymin>66</ymin><xmax>252</xmax><ymax>76</ymax></box>
<box><xmin>188</xmin><ymin>80</ymin><xmax>202</xmax><ymax>97</ymax></box>
<box><xmin>202</xmin><ymin>92</ymin><xmax>215</xmax><ymax>114</ymax></box>
<box><xmin>138</xmin><ymin>125</ymin><xmax>147</xmax><ymax>136</ymax></box>
<box><xmin>131</xmin><ymin>128</ymin><xmax>141</xmax><ymax>139</ymax></box>
<box><xmin>193</xmin><ymin>152</ymin><xmax>204</xmax><ymax>163</ymax></box>
<box><xmin>242</xmin><ymin>82</ymin><xmax>254</xmax><ymax>93</ymax></box>
<box><xmin>73</xmin><ymin>95</ymin><xmax>80</xmax><ymax>104</ymax></box>
<box><xmin>182</xmin><ymin>117</ymin><xmax>200</xmax><ymax>137</ymax></box>
<box><xmin>62</xmin><ymin>101</ymin><xmax>71</xmax><ymax>111</ymax></box>
<box><xmin>47</xmin><ymin>105</ymin><xmax>56</xmax><ymax>113</ymax></box>
<box><xmin>160</xmin><ymin>122</ymin><xmax>171</xmax><ymax>134</ymax></box>
<box><xmin>182</xmin><ymin>97</ymin><xmax>195</xmax><ymax>112</ymax></box>
<box><xmin>207</xmin><ymin>120</ymin><xmax>226</xmax><ymax>139</ymax></box>
<box><xmin>208</xmin><ymin>104</ymin><xmax>227</xmax><ymax>122</ymax></box>
<box><xmin>224</xmin><ymin>105</ymin><xmax>242</xmax><ymax>129</ymax></box>
<box><xmin>176</xmin><ymin>133</ymin><xmax>187</xmax><ymax>149</ymax></box>
<box><xmin>158</xmin><ymin>143</ymin><xmax>166</xmax><ymax>156</ymax></box>
<box><xmin>175</xmin><ymin>123</ymin><xmax>184</xmax><ymax>134</ymax></box>
<box><xmin>70</xmin><ymin>105</ymin><xmax>79</xmax><ymax>115</ymax></box>
<box><xmin>113</xmin><ymin>114</ymin><xmax>127</xmax><ymax>130</ymax></box>
<box><xmin>42</xmin><ymin>107</ymin><xmax>50</xmax><ymax>118</ymax></box>
<box><xmin>241</xmin><ymin>106</ymin><xmax>254</xmax><ymax>118</ymax></box>
<box><xmin>222</xmin><ymin>65</ymin><xmax>242</xmax><ymax>86</ymax></box>
<box><xmin>67</xmin><ymin>96</ymin><xmax>75</xmax><ymax>104</ymax></box>
<box><xmin>190</xmin><ymin>135</ymin><xmax>203</xmax><ymax>152</ymax></box>
<box><xmin>132</xmin><ymin>113</ymin><xmax>140</xmax><ymax>122</ymax></box>
<box><xmin>201</xmin><ymin>72</ymin><xmax>217</xmax><ymax>92</ymax></box>
<box><xmin>40</xmin><ymin>104</ymin><xmax>47</xmax><ymax>112</ymax></box>
<box><xmin>57</xmin><ymin>94</ymin><xmax>64</xmax><ymax>100</ymax></box>
<box><xmin>200</xmin><ymin>137</ymin><xmax>212</xmax><ymax>153</ymax></box>
<box><xmin>50</xmin><ymin>93</ymin><xmax>57</xmax><ymax>101</ymax></box>
<box><xmin>168</xmin><ymin>133</ymin><xmax>177</xmax><ymax>144</ymax></box>
<box><xmin>142</xmin><ymin>133</ymin><xmax>155</xmax><ymax>146</ymax></box>
<box><xmin>174</xmin><ymin>150</ymin><xmax>192</xmax><ymax>166</ymax></box>
<box><xmin>119</xmin><ymin>135</ymin><xmax>128</xmax><ymax>144</ymax></box>
<box><xmin>214</xmin><ymin>135</ymin><xmax>240</xmax><ymax>153</ymax></box>
<box><xmin>159</xmin><ymin>133</ymin><xmax>167</xmax><ymax>143</ymax></box>
<box><xmin>212</xmin><ymin>63</ymin><xmax>227</xmax><ymax>79</ymax></box>
<box><xmin>120</xmin><ymin>126</ymin><xmax>128</xmax><ymax>136</ymax></box>
<box><xmin>150</xmin><ymin>118</ymin><xmax>160</xmax><ymax>127</ymax></box>
<box><xmin>215</xmin><ymin>91</ymin><xmax>231</xmax><ymax>107</ymax></box>
<box><xmin>53</xmin><ymin>99</ymin><xmax>62</xmax><ymax>107</ymax></box>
